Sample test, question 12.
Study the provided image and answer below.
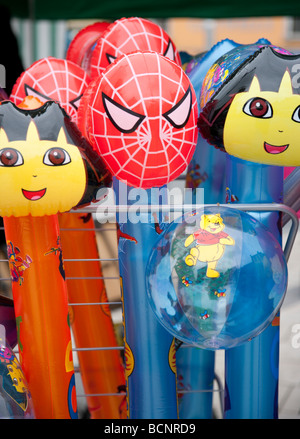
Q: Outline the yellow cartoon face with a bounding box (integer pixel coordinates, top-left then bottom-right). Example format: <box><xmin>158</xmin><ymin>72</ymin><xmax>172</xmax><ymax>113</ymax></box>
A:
<box><xmin>200</xmin><ymin>213</ymin><xmax>224</xmax><ymax>234</ymax></box>
<box><xmin>0</xmin><ymin>121</ymin><xmax>86</xmax><ymax>217</ymax></box>
<box><xmin>223</xmin><ymin>71</ymin><xmax>300</xmax><ymax>166</ymax></box>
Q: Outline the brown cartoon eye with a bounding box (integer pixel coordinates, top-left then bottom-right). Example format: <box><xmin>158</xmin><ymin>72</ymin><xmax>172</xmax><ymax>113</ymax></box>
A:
<box><xmin>43</xmin><ymin>148</ymin><xmax>71</xmax><ymax>166</ymax></box>
<box><xmin>243</xmin><ymin>97</ymin><xmax>273</xmax><ymax>118</ymax></box>
<box><xmin>0</xmin><ymin>148</ymin><xmax>24</xmax><ymax>166</ymax></box>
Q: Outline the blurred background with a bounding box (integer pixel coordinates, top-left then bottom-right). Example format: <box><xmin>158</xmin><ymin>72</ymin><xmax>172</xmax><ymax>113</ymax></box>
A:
<box><xmin>8</xmin><ymin>16</ymin><xmax>300</xmax><ymax>70</ymax></box>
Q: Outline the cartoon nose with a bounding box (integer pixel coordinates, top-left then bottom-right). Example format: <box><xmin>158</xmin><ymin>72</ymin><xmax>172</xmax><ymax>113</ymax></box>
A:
<box><xmin>278</xmin><ymin>130</ymin><xmax>284</xmax><ymax>133</ymax></box>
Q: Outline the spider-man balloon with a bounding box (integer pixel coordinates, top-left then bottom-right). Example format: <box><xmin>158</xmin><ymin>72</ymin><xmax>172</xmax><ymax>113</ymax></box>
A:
<box><xmin>10</xmin><ymin>57</ymin><xmax>90</xmax><ymax>124</ymax></box>
<box><xmin>89</xmin><ymin>17</ymin><xmax>181</xmax><ymax>79</ymax></box>
<box><xmin>78</xmin><ymin>51</ymin><xmax>198</xmax><ymax>189</ymax></box>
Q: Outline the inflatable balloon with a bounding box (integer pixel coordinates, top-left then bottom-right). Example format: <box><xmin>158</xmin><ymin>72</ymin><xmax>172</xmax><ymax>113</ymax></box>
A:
<box><xmin>198</xmin><ymin>45</ymin><xmax>300</xmax><ymax>166</ymax></box>
<box><xmin>0</xmin><ymin>325</ymin><xmax>35</xmax><ymax>418</ymax></box>
<box><xmin>185</xmin><ymin>39</ymin><xmax>242</xmax><ymax>205</ymax></box>
<box><xmin>181</xmin><ymin>39</ymin><xmax>276</xmax><ymax>419</ymax></box>
<box><xmin>1</xmin><ymin>98</ymin><xmax>111</xmax><ymax>418</ymax></box>
<box><xmin>182</xmin><ymin>40</ymin><xmax>243</xmax><ymax>419</ymax></box>
<box><xmin>66</xmin><ymin>21</ymin><xmax>111</xmax><ymax>73</ymax></box>
<box><xmin>80</xmin><ymin>50</ymin><xmax>198</xmax><ymax>417</ymax></box>
<box><xmin>79</xmin><ymin>51</ymin><xmax>198</xmax><ymax>188</ymax></box>
<box><xmin>11</xmin><ymin>58</ymin><xmax>127</xmax><ymax>418</ymax></box>
<box><xmin>146</xmin><ymin>206</ymin><xmax>287</xmax><ymax>350</ymax></box>
<box><xmin>185</xmin><ymin>40</ymin><xmax>277</xmax><ymax>211</ymax></box>
<box><xmin>89</xmin><ymin>16</ymin><xmax>181</xmax><ymax>79</ymax></box>
<box><xmin>10</xmin><ymin>57</ymin><xmax>91</xmax><ymax>124</ymax></box>
<box><xmin>197</xmin><ymin>43</ymin><xmax>296</xmax><ymax>418</ymax></box>
<box><xmin>0</xmin><ymin>100</ymin><xmax>110</xmax><ymax>217</ymax></box>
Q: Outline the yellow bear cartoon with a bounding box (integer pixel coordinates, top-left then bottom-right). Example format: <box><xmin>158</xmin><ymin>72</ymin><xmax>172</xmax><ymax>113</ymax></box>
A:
<box><xmin>184</xmin><ymin>213</ymin><xmax>235</xmax><ymax>278</ymax></box>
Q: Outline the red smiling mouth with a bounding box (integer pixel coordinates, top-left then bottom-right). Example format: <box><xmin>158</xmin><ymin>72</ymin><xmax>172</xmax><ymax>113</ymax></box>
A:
<box><xmin>22</xmin><ymin>188</ymin><xmax>46</xmax><ymax>201</ymax></box>
<box><xmin>264</xmin><ymin>142</ymin><xmax>289</xmax><ymax>154</ymax></box>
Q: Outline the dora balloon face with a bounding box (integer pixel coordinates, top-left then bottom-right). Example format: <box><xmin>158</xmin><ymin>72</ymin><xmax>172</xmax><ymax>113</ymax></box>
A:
<box><xmin>224</xmin><ymin>71</ymin><xmax>300</xmax><ymax>165</ymax></box>
<box><xmin>0</xmin><ymin>101</ymin><xmax>112</xmax><ymax>217</ymax></box>
<box><xmin>198</xmin><ymin>45</ymin><xmax>300</xmax><ymax>167</ymax></box>
<box><xmin>0</xmin><ymin>124</ymin><xmax>86</xmax><ymax>217</ymax></box>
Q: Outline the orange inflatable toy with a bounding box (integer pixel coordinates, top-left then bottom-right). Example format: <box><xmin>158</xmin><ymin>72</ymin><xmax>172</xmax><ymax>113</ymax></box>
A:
<box><xmin>11</xmin><ymin>58</ymin><xmax>126</xmax><ymax>418</ymax></box>
<box><xmin>59</xmin><ymin>212</ymin><xmax>126</xmax><ymax>419</ymax></box>
<box><xmin>1</xmin><ymin>97</ymin><xmax>111</xmax><ymax>418</ymax></box>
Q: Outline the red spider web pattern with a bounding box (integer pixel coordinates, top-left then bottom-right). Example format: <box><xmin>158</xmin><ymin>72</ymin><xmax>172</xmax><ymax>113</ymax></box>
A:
<box><xmin>83</xmin><ymin>52</ymin><xmax>198</xmax><ymax>189</ymax></box>
<box><xmin>10</xmin><ymin>57</ymin><xmax>91</xmax><ymax>123</ymax></box>
<box><xmin>90</xmin><ymin>17</ymin><xmax>181</xmax><ymax>79</ymax></box>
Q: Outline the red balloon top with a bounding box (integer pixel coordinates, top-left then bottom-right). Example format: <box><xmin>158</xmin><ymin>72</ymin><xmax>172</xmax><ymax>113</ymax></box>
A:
<box><xmin>10</xmin><ymin>57</ymin><xmax>91</xmax><ymax>124</ymax></box>
<box><xmin>66</xmin><ymin>21</ymin><xmax>111</xmax><ymax>72</ymax></box>
<box><xmin>89</xmin><ymin>17</ymin><xmax>181</xmax><ymax>79</ymax></box>
<box><xmin>78</xmin><ymin>51</ymin><xmax>198</xmax><ymax>189</ymax></box>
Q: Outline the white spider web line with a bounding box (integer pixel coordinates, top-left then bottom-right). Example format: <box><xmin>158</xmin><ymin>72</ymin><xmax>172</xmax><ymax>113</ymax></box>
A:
<box><xmin>11</xmin><ymin>59</ymin><xmax>89</xmax><ymax>107</ymax></box>
<box><xmin>92</xmin><ymin>54</ymin><xmax>151</xmax><ymax>164</ymax></box>
<box><xmin>117</xmin><ymin>20</ymin><xmax>149</xmax><ymax>53</ymax></box>
<box><xmin>159</xmin><ymin>67</ymin><xmax>191</xmax><ymax>169</ymax></box>
<box><xmin>139</xmin><ymin>109</ymin><xmax>197</xmax><ymax>183</ymax></box>
<box><xmin>12</xmin><ymin>59</ymin><xmax>58</xmax><ymax>101</ymax></box>
<box><xmin>93</xmin><ymin>117</ymin><xmax>196</xmax><ymax>186</ymax></box>
<box><xmin>111</xmin><ymin>53</ymin><xmax>156</xmax><ymax>183</ymax></box>
<box><xmin>93</xmin><ymin>129</ymin><xmax>151</xmax><ymax>158</ymax></box>
<box><xmin>91</xmin><ymin>21</ymin><xmax>142</xmax><ymax>74</ymax></box>
<box><xmin>46</xmin><ymin>57</ymin><xmax>62</xmax><ymax>104</ymax></box>
<box><xmin>114</xmin><ymin>55</ymin><xmax>190</xmax><ymax>184</ymax></box>
<box><xmin>133</xmin><ymin>17</ymin><xmax>168</xmax><ymax>54</ymax></box>
<box><xmin>91</xmin><ymin>18</ymin><xmax>170</xmax><ymax>74</ymax></box>
<box><xmin>156</xmin><ymin>52</ymin><xmax>171</xmax><ymax>183</ymax></box>
<box><xmin>110</xmin><ymin>104</ymin><xmax>192</xmax><ymax>177</ymax></box>
<box><xmin>11</xmin><ymin>69</ymin><xmax>45</xmax><ymax>102</ymax></box>
<box><xmin>93</xmin><ymin>127</ymin><xmax>148</xmax><ymax>176</ymax></box>
<box><xmin>91</xmin><ymin>74</ymin><xmax>195</xmax><ymax>126</ymax></box>
<box><xmin>95</xmin><ymin>50</ymin><xmax>185</xmax><ymax>109</ymax></box>
<box><xmin>111</xmin><ymin>18</ymin><xmax>170</xmax><ymax>56</ymax></box>
<box><xmin>65</xmin><ymin>59</ymin><xmax>71</xmax><ymax>108</ymax></box>
<box><xmin>95</xmin><ymin>38</ymin><xmax>121</xmax><ymax>64</ymax></box>
<box><xmin>137</xmin><ymin>17</ymin><xmax>170</xmax><ymax>47</ymax></box>
<box><xmin>160</xmin><ymin>120</ymin><xmax>191</xmax><ymax>165</ymax></box>
<box><xmin>158</xmin><ymin>60</ymin><xmax>193</xmax><ymax>177</ymax></box>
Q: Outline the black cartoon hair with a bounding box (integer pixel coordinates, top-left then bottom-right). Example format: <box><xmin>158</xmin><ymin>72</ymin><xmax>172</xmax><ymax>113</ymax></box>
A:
<box><xmin>198</xmin><ymin>46</ymin><xmax>300</xmax><ymax>151</ymax></box>
<box><xmin>0</xmin><ymin>100</ymin><xmax>112</xmax><ymax>207</ymax></box>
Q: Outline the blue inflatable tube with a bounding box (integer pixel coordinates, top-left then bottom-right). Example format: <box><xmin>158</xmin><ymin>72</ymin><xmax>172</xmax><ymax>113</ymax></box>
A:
<box><xmin>186</xmin><ymin>39</ymin><xmax>240</xmax><ymax>204</ymax></box>
<box><xmin>176</xmin><ymin>345</ymin><xmax>215</xmax><ymax>419</ymax></box>
<box><xmin>114</xmin><ymin>179</ymin><xmax>178</xmax><ymax>419</ymax></box>
<box><xmin>180</xmin><ymin>39</ymin><xmax>241</xmax><ymax>420</ymax></box>
<box><xmin>224</xmin><ymin>156</ymin><xmax>283</xmax><ymax>419</ymax></box>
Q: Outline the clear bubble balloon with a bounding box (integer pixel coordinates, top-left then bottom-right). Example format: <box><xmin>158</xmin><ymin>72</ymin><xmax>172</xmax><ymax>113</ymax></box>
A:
<box><xmin>146</xmin><ymin>206</ymin><xmax>287</xmax><ymax>350</ymax></box>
